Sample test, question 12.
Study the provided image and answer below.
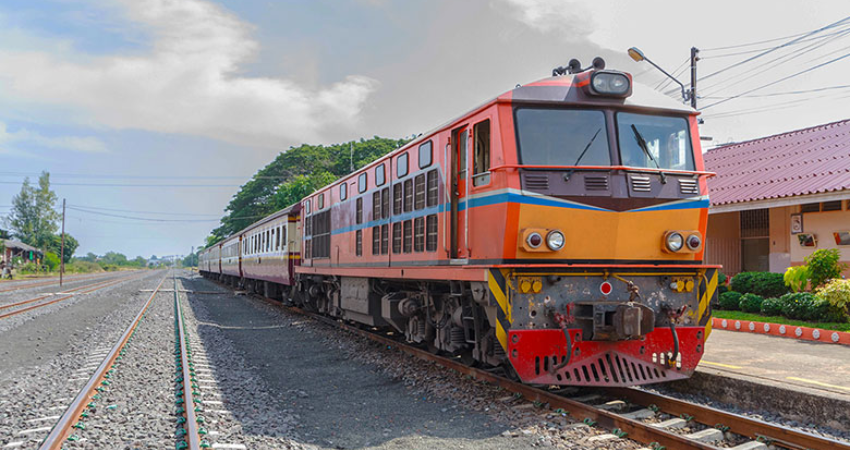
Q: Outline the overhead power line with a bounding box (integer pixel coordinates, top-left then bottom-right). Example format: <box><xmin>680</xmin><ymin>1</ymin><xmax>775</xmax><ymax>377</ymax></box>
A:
<box><xmin>0</xmin><ymin>181</ymin><xmax>241</xmax><ymax>188</ymax></box>
<box><xmin>700</xmin><ymin>26</ymin><xmax>850</xmax><ymax>58</ymax></box>
<box><xmin>701</xmin><ymin>83</ymin><xmax>850</xmax><ymax>99</ymax></box>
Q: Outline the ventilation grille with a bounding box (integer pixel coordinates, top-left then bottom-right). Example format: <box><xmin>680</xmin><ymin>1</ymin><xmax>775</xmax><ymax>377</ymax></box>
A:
<box><xmin>524</xmin><ymin>174</ymin><xmax>549</xmax><ymax>190</ymax></box>
<box><xmin>533</xmin><ymin>351</ymin><xmax>674</xmax><ymax>386</ymax></box>
<box><xmin>630</xmin><ymin>175</ymin><xmax>652</xmax><ymax>193</ymax></box>
<box><xmin>584</xmin><ymin>175</ymin><xmax>609</xmax><ymax>191</ymax></box>
<box><xmin>679</xmin><ymin>178</ymin><xmax>699</xmax><ymax>195</ymax></box>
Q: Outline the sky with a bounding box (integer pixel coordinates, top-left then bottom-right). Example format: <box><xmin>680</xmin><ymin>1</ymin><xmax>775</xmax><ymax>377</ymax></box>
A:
<box><xmin>1</xmin><ymin>0</ymin><xmax>849</xmax><ymax>258</ymax></box>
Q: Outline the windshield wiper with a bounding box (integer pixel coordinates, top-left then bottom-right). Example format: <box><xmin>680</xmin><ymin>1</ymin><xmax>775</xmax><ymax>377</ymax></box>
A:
<box><xmin>565</xmin><ymin>127</ymin><xmax>601</xmax><ymax>181</ymax></box>
<box><xmin>630</xmin><ymin>124</ymin><xmax>667</xmax><ymax>184</ymax></box>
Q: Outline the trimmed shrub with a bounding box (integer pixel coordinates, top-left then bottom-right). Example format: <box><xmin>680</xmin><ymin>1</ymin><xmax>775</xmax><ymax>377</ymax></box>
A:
<box><xmin>739</xmin><ymin>293</ymin><xmax>764</xmax><ymax>313</ymax></box>
<box><xmin>810</xmin><ymin>297</ymin><xmax>847</xmax><ymax>323</ymax></box>
<box><xmin>717</xmin><ymin>272</ymin><xmax>729</xmax><ymax>294</ymax></box>
<box><xmin>730</xmin><ymin>272</ymin><xmax>756</xmax><ymax>293</ymax></box>
<box><xmin>780</xmin><ymin>293</ymin><xmax>815</xmax><ymax>320</ymax></box>
<box><xmin>718</xmin><ymin>291</ymin><xmax>743</xmax><ymax>310</ymax></box>
<box><xmin>805</xmin><ymin>249</ymin><xmax>847</xmax><ymax>288</ymax></box>
<box><xmin>750</xmin><ymin>272</ymin><xmax>789</xmax><ymax>298</ymax></box>
<box><xmin>816</xmin><ymin>279</ymin><xmax>850</xmax><ymax>318</ymax></box>
<box><xmin>761</xmin><ymin>297</ymin><xmax>783</xmax><ymax>316</ymax></box>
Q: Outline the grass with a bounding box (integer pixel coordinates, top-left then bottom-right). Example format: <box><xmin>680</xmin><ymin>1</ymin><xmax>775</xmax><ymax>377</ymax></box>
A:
<box><xmin>712</xmin><ymin>310</ymin><xmax>850</xmax><ymax>332</ymax></box>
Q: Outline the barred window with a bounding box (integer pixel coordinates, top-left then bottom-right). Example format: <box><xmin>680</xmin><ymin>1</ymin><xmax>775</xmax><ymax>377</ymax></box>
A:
<box><xmin>372</xmin><ymin>226</ymin><xmax>380</xmax><ymax>255</ymax></box>
<box><xmin>305</xmin><ymin>216</ymin><xmax>313</xmax><ymax>236</ymax></box>
<box><xmin>414</xmin><ymin>217</ymin><xmax>425</xmax><ymax>252</ymax></box>
<box><xmin>373</xmin><ymin>191</ymin><xmax>381</xmax><ymax>220</ymax></box>
<box><xmin>403</xmin><ymin>220</ymin><xmax>413</xmax><ymax>253</ymax></box>
<box><xmin>381</xmin><ymin>188</ymin><xmax>390</xmax><ymax>219</ymax></box>
<box><xmin>393</xmin><ymin>183</ymin><xmax>402</xmax><ymax>215</ymax></box>
<box><xmin>305</xmin><ymin>239</ymin><xmax>311</xmax><ymax>260</ymax></box>
<box><xmin>381</xmin><ymin>224</ymin><xmax>389</xmax><ymax>255</ymax></box>
<box><xmin>414</xmin><ymin>174</ymin><xmax>426</xmax><ymax>210</ymax></box>
<box><xmin>426</xmin><ymin>169</ymin><xmax>439</xmax><ymax>207</ymax></box>
<box><xmin>426</xmin><ymin>214</ymin><xmax>438</xmax><ymax>252</ymax></box>
<box><xmin>356</xmin><ymin>230</ymin><xmax>362</xmax><ymax>256</ymax></box>
<box><xmin>403</xmin><ymin>179</ymin><xmax>413</xmax><ymax>212</ymax></box>
<box><xmin>311</xmin><ymin>210</ymin><xmax>331</xmax><ymax>259</ymax></box>
<box><xmin>356</xmin><ymin>198</ymin><xmax>363</xmax><ymax>224</ymax></box>
<box><xmin>392</xmin><ymin>222</ymin><xmax>402</xmax><ymax>254</ymax></box>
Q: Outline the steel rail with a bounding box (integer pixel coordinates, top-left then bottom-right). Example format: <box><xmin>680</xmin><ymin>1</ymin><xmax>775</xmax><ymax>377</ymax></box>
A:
<box><xmin>0</xmin><ymin>273</ymin><xmax>143</xmax><ymax>320</ymax></box>
<box><xmin>0</xmin><ymin>272</ymin><xmax>116</xmax><ymax>293</ymax></box>
<box><xmin>38</xmin><ymin>274</ymin><xmax>167</xmax><ymax>449</ymax></box>
<box><xmin>263</xmin><ymin>298</ymin><xmax>850</xmax><ymax>450</ymax></box>
<box><xmin>175</xmin><ymin>271</ymin><xmax>202</xmax><ymax>450</ymax></box>
<box><xmin>0</xmin><ymin>274</ymin><xmax>136</xmax><ymax>311</ymax></box>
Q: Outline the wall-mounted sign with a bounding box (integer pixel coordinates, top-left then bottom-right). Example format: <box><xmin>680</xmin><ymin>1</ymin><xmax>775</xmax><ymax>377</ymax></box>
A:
<box><xmin>834</xmin><ymin>231</ymin><xmax>850</xmax><ymax>246</ymax></box>
<box><xmin>790</xmin><ymin>213</ymin><xmax>803</xmax><ymax>234</ymax></box>
<box><xmin>797</xmin><ymin>233</ymin><xmax>816</xmax><ymax>247</ymax></box>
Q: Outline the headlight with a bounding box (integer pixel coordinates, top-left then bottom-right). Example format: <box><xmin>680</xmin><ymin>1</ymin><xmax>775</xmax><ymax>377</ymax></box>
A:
<box><xmin>590</xmin><ymin>71</ymin><xmax>631</xmax><ymax>96</ymax></box>
<box><xmin>686</xmin><ymin>234</ymin><xmax>702</xmax><ymax>250</ymax></box>
<box><xmin>526</xmin><ymin>232</ymin><xmax>543</xmax><ymax>249</ymax></box>
<box><xmin>666</xmin><ymin>232</ymin><xmax>684</xmax><ymax>252</ymax></box>
<box><xmin>546</xmin><ymin>231</ymin><xmax>565</xmax><ymax>251</ymax></box>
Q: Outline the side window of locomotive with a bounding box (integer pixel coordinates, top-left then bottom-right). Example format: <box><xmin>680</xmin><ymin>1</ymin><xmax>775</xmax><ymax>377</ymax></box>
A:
<box><xmin>317</xmin><ymin>193</ymin><xmax>324</xmax><ymax>210</ymax></box>
<box><xmin>305</xmin><ymin>199</ymin><xmax>311</xmax><ymax>214</ymax></box>
<box><xmin>340</xmin><ymin>183</ymin><xmax>347</xmax><ymax>201</ymax></box>
<box><xmin>381</xmin><ymin>187</ymin><xmax>390</xmax><ymax>219</ymax></box>
<box><xmin>414</xmin><ymin>174</ymin><xmax>425</xmax><ymax>210</ymax></box>
<box><xmin>616</xmin><ymin>112</ymin><xmax>695</xmax><ymax>171</ymax></box>
<box><xmin>372</xmin><ymin>191</ymin><xmax>381</xmax><ymax>220</ymax></box>
<box><xmin>392</xmin><ymin>183</ymin><xmax>402</xmax><ymax>215</ymax></box>
<box><xmin>473</xmin><ymin>119</ymin><xmax>491</xmax><ymax>186</ymax></box>
<box><xmin>358</xmin><ymin>173</ymin><xmax>368</xmax><ymax>193</ymax></box>
<box><xmin>515</xmin><ymin>108</ymin><xmax>610</xmax><ymax>166</ymax></box>
<box><xmin>403</xmin><ymin>179</ymin><xmax>413</xmax><ymax>213</ymax></box>
<box><xmin>426</xmin><ymin>169</ymin><xmax>439</xmax><ymax>207</ymax></box>
<box><xmin>419</xmin><ymin>140</ymin><xmax>432</xmax><ymax>168</ymax></box>
<box><xmin>392</xmin><ymin>222</ymin><xmax>402</xmax><ymax>254</ymax></box>
<box><xmin>459</xmin><ymin>130</ymin><xmax>468</xmax><ymax>177</ymax></box>
<box><xmin>397</xmin><ymin>153</ymin><xmax>409</xmax><ymax>178</ymax></box>
<box><xmin>356</xmin><ymin>230</ymin><xmax>363</xmax><ymax>256</ymax></box>
<box><xmin>376</xmin><ymin>163</ymin><xmax>386</xmax><ymax>187</ymax></box>
<box><xmin>356</xmin><ymin>198</ymin><xmax>363</xmax><ymax>224</ymax></box>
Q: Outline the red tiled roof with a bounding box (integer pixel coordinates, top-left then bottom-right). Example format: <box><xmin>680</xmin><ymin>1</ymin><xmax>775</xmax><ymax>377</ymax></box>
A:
<box><xmin>704</xmin><ymin>118</ymin><xmax>850</xmax><ymax>206</ymax></box>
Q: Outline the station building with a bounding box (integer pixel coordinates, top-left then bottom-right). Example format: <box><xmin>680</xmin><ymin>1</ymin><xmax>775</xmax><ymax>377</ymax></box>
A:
<box><xmin>704</xmin><ymin>118</ymin><xmax>850</xmax><ymax>276</ymax></box>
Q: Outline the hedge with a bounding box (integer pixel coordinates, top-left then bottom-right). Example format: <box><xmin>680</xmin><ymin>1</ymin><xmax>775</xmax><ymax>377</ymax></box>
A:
<box><xmin>739</xmin><ymin>293</ymin><xmax>764</xmax><ymax>313</ymax></box>
<box><xmin>718</xmin><ymin>291</ymin><xmax>743</xmax><ymax>310</ymax></box>
<box><xmin>731</xmin><ymin>272</ymin><xmax>789</xmax><ymax>298</ymax></box>
<box><xmin>760</xmin><ymin>297</ymin><xmax>783</xmax><ymax>316</ymax></box>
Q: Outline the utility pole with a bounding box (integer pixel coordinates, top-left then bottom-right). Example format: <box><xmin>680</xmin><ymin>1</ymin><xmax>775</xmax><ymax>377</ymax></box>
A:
<box><xmin>60</xmin><ymin>198</ymin><xmax>66</xmax><ymax>286</ymax></box>
<box><xmin>350</xmin><ymin>142</ymin><xmax>354</xmax><ymax>172</ymax></box>
<box><xmin>690</xmin><ymin>47</ymin><xmax>699</xmax><ymax>109</ymax></box>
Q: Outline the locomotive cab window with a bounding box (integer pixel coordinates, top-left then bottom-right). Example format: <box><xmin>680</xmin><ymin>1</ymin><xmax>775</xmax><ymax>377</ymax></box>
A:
<box><xmin>376</xmin><ymin>164</ymin><xmax>386</xmax><ymax>187</ymax></box>
<box><xmin>358</xmin><ymin>173</ymin><xmax>368</xmax><ymax>193</ymax></box>
<box><xmin>397</xmin><ymin>153</ymin><xmax>409</xmax><ymax>178</ymax></box>
<box><xmin>419</xmin><ymin>140</ymin><xmax>432</xmax><ymax>168</ymax></box>
<box><xmin>515</xmin><ymin>108</ymin><xmax>610</xmax><ymax>166</ymax></box>
<box><xmin>616</xmin><ymin>113</ymin><xmax>694</xmax><ymax>171</ymax></box>
<box><xmin>317</xmin><ymin>193</ymin><xmax>324</xmax><ymax>210</ymax></box>
<box><xmin>473</xmin><ymin>119</ymin><xmax>491</xmax><ymax>186</ymax></box>
<box><xmin>340</xmin><ymin>183</ymin><xmax>347</xmax><ymax>201</ymax></box>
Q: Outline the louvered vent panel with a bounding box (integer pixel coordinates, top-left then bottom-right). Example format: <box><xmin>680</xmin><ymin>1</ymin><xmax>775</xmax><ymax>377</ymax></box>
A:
<box><xmin>630</xmin><ymin>175</ymin><xmax>651</xmax><ymax>192</ymax></box>
<box><xmin>524</xmin><ymin>174</ymin><xmax>549</xmax><ymax>190</ymax></box>
<box><xmin>584</xmin><ymin>175</ymin><xmax>609</xmax><ymax>191</ymax></box>
<box><xmin>679</xmin><ymin>179</ymin><xmax>699</xmax><ymax>195</ymax></box>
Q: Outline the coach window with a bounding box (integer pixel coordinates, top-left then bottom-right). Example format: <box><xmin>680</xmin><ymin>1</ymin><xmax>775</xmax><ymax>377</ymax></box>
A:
<box><xmin>276</xmin><ymin>227</ymin><xmax>281</xmax><ymax>249</ymax></box>
<box><xmin>473</xmin><ymin>119</ymin><xmax>491</xmax><ymax>186</ymax></box>
<box><xmin>419</xmin><ymin>140</ymin><xmax>432</xmax><ymax>168</ymax></box>
<box><xmin>376</xmin><ymin>163</ymin><xmax>386</xmax><ymax>187</ymax></box>
<box><xmin>397</xmin><ymin>153</ymin><xmax>409</xmax><ymax>178</ymax></box>
<box><xmin>340</xmin><ymin>183</ymin><xmax>348</xmax><ymax>201</ymax></box>
<box><xmin>358</xmin><ymin>173</ymin><xmax>368</xmax><ymax>193</ymax></box>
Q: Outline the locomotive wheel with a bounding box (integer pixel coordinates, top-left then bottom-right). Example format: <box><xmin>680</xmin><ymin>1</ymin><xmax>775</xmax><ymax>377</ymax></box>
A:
<box><xmin>459</xmin><ymin>351</ymin><xmax>478</xmax><ymax>367</ymax></box>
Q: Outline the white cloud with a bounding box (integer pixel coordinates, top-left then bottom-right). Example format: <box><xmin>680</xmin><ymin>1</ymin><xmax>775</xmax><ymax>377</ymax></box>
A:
<box><xmin>0</xmin><ymin>121</ymin><xmax>107</xmax><ymax>153</ymax></box>
<box><xmin>0</xmin><ymin>0</ymin><xmax>379</xmax><ymax>148</ymax></box>
<box><xmin>493</xmin><ymin>0</ymin><xmax>597</xmax><ymax>39</ymax></box>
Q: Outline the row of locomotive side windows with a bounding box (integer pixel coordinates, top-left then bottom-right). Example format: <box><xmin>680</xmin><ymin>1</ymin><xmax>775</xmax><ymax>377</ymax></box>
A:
<box><xmin>241</xmin><ymin>224</ymin><xmax>287</xmax><ymax>256</ymax></box>
<box><xmin>368</xmin><ymin>216</ymin><xmax>438</xmax><ymax>255</ymax></box>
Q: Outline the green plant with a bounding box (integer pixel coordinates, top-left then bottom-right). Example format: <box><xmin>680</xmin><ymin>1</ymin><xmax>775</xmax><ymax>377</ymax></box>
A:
<box><xmin>805</xmin><ymin>249</ymin><xmax>847</xmax><ymax>288</ymax></box>
<box><xmin>761</xmin><ymin>297</ymin><xmax>783</xmax><ymax>316</ymax></box>
<box><xmin>730</xmin><ymin>272</ymin><xmax>756</xmax><ymax>293</ymax></box>
<box><xmin>739</xmin><ymin>293</ymin><xmax>764</xmax><ymax>313</ymax></box>
<box><xmin>718</xmin><ymin>291</ymin><xmax>743</xmax><ymax>310</ymax></box>
<box><xmin>784</xmin><ymin>265</ymin><xmax>810</xmax><ymax>292</ymax></box>
<box><xmin>816</xmin><ymin>279</ymin><xmax>850</xmax><ymax>318</ymax></box>
<box><xmin>717</xmin><ymin>272</ymin><xmax>729</xmax><ymax>294</ymax></box>
<box><xmin>780</xmin><ymin>293</ymin><xmax>816</xmax><ymax>320</ymax></box>
<box><xmin>750</xmin><ymin>272</ymin><xmax>789</xmax><ymax>298</ymax></box>
<box><xmin>44</xmin><ymin>252</ymin><xmax>60</xmax><ymax>271</ymax></box>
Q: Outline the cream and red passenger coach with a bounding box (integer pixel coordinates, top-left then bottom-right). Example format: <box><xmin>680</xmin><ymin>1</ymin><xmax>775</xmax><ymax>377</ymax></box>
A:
<box><xmin>201</xmin><ymin>61</ymin><xmax>721</xmax><ymax>387</ymax></box>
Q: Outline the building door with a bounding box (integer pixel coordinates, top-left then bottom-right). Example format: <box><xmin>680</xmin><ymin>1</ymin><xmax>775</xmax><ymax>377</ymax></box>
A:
<box><xmin>741</xmin><ymin>209</ymin><xmax>769</xmax><ymax>272</ymax></box>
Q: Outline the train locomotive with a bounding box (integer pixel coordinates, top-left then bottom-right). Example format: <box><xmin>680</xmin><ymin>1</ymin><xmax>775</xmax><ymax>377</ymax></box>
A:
<box><xmin>200</xmin><ymin>59</ymin><xmax>720</xmax><ymax>387</ymax></box>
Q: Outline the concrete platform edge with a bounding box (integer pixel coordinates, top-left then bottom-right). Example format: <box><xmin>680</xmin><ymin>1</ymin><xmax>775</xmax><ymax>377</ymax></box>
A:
<box><xmin>712</xmin><ymin>317</ymin><xmax>850</xmax><ymax>346</ymax></box>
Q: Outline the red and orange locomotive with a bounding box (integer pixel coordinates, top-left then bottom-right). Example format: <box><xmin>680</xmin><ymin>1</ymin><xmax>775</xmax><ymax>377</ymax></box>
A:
<box><xmin>201</xmin><ymin>60</ymin><xmax>720</xmax><ymax>387</ymax></box>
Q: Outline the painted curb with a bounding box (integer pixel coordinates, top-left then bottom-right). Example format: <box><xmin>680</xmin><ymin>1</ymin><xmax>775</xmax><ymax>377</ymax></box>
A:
<box><xmin>712</xmin><ymin>317</ymin><xmax>850</xmax><ymax>346</ymax></box>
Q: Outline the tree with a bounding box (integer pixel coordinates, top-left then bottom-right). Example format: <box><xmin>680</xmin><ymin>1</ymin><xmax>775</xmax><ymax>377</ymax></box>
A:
<box><xmin>182</xmin><ymin>252</ymin><xmax>198</xmax><ymax>267</ymax></box>
<box><xmin>47</xmin><ymin>233</ymin><xmax>79</xmax><ymax>264</ymax></box>
<box><xmin>101</xmin><ymin>251</ymin><xmax>128</xmax><ymax>266</ymax></box>
<box><xmin>6</xmin><ymin>172</ymin><xmax>60</xmax><ymax>250</ymax></box>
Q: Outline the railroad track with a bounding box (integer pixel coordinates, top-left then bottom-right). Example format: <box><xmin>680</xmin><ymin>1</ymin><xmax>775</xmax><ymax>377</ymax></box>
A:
<box><xmin>0</xmin><ymin>272</ymin><xmax>125</xmax><ymax>294</ymax></box>
<box><xmin>0</xmin><ymin>273</ymin><xmax>143</xmax><ymax>320</ymax></box>
<box><xmin>34</xmin><ymin>274</ymin><xmax>167</xmax><ymax>449</ymax></box>
<box><xmin>223</xmin><ymin>283</ymin><xmax>849</xmax><ymax>450</ymax></box>
<box><xmin>173</xmin><ymin>271</ymin><xmax>207</xmax><ymax>450</ymax></box>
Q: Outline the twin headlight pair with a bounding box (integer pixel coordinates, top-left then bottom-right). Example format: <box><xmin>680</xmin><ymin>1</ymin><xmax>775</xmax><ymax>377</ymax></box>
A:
<box><xmin>664</xmin><ymin>231</ymin><xmax>703</xmax><ymax>253</ymax></box>
<box><xmin>524</xmin><ymin>229</ymin><xmax>565</xmax><ymax>252</ymax></box>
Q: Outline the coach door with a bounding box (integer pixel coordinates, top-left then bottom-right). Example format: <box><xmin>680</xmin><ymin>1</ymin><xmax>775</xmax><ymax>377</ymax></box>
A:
<box><xmin>450</xmin><ymin>126</ymin><xmax>470</xmax><ymax>260</ymax></box>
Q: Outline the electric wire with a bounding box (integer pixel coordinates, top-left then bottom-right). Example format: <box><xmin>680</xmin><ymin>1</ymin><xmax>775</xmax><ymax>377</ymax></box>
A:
<box><xmin>700</xmin><ymin>25</ymin><xmax>850</xmax><ymax>58</ymax></box>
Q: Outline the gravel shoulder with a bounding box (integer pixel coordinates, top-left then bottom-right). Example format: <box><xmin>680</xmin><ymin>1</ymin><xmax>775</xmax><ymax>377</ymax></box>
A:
<box><xmin>181</xmin><ymin>272</ymin><xmax>637</xmax><ymax>450</ymax></box>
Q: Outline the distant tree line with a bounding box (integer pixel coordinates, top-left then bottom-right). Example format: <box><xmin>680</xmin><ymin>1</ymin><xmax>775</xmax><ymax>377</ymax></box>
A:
<box><xmin>206</xmin><ymin>136</ymin><xmax>410</xmax><ymax>246</ymax></box>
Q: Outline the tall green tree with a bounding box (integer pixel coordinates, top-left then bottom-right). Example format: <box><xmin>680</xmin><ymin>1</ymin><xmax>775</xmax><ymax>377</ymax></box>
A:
<box><xmin>47</xmin><ymin>233</ymin><xmax>79</xmax><ymax>263</ymax></box>
<box><xmin>6</xmin><ymin>172</ymin><xmax>61</xmax><ymax>250</ymax></box>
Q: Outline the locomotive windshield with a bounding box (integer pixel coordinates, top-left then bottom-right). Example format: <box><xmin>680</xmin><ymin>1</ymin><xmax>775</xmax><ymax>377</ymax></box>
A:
<box><xmin>617</xmin><ymin>112</ymin><xmax>695</xmax><ymax>171</ymax></box>
<box><xmin>515</xmin><ymin>108</ymin><xmax>610</xmax><ymax>166</ymax></box>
